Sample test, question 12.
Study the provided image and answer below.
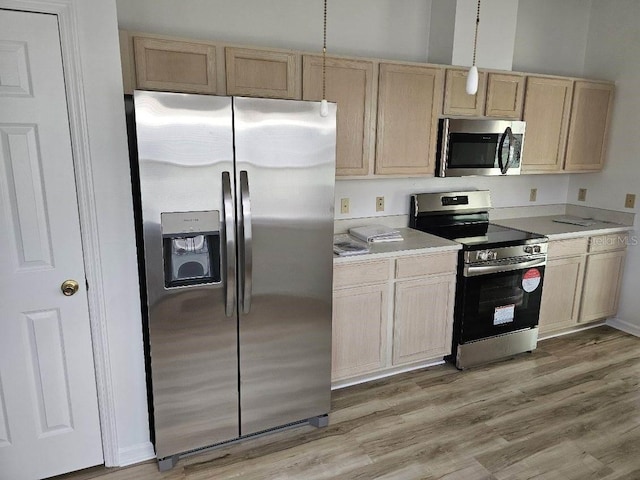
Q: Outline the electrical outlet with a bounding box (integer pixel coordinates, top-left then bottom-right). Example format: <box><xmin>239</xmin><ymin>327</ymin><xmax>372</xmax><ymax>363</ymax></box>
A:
<box><xmin>625</xmin><ymin>193</ymin><xmax>636</xmax><ymax>209</ymax></box>
<box><xmin>529</xmin><ymin>188</ymin><xmax>537</xmax><ymax>202</ymax></box>
<box><xmin>578</xmin><ymin>188</ymin><xmax>587</xmax><ymax>202</ymax></box>
<box><xmin>340</xmin><ymin>198</ymin><xmax>350</xmax><ymax>214</ymax></box>
<box><xmin>376</xmin><ymin>196</ymin><xmax>385</xmax><ymax>212</ymax></box>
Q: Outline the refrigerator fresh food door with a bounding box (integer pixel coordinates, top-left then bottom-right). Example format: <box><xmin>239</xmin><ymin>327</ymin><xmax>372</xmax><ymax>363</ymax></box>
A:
<box><xmin>134</xmin><ymin>91</ymin><xmax>239</xmax><ymax>458</ymax></box>
<box><xmin>233</xmin><ymin>97</ymin><xmax>336</xmax><ymax>435</ymax></box>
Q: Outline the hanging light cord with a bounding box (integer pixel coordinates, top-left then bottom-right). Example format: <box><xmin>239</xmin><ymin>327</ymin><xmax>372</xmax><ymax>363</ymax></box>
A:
<box><xmin>472</xmin><ymin>0</ymin><xmax>480</xmax><ymax>66</ymax></box>
<box><xmin>319</xmin><ymin>0</ymin><xmax>329</xmax><ymax>116</ymax></box>
<box><xmin>322</xmin><ymin>0</ymin><xmax>327</xmax><ymax>100</ymax></box>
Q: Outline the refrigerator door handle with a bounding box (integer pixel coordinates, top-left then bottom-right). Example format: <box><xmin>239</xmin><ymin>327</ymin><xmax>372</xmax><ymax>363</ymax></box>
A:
<box><xmin>222</xmin><ymin>171</ymin><xmax>236</xmax><ymax>317</ymax></box>
<box><xmin>239</xmin><ymin>170</ymin><xmax>253</xmax><ymax>313</ymax></box>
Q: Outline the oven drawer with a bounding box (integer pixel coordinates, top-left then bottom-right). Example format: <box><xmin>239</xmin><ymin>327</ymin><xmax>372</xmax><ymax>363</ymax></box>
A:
<box><xmin>547</xmin><ymin>237</ymin><xmax>588</xmax><ymax>259</ymax></box>
<box><xmin>395</xmin><ymin>251</ymin><xmax>458</xmax><ymax>279</ymax></box>
<box><xmin>334</xmin><ymin>260</ymin><xmax>390</xmax><ymax>289</ymax></box>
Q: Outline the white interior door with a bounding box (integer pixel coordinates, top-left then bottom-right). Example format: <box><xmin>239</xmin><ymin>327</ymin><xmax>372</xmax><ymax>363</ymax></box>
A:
<box><xmin>0</xmin><ymin>9</ymin><xmax>103</xmax><ymax>480</ymax></box>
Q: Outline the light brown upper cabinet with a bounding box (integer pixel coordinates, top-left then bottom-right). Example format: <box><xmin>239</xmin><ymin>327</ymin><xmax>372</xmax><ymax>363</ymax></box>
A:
<box><xmin>443</xmin><ymin>69</ymin><xmax>523</xmax><ymax>119</ymax></box>
<box><xmin>302</xmin><ymin>56</ymin><xmax>375</xmax><ymax>176</ymax></box>
<box><xmin>225</xmin><ymin>47</ymin><xmax>301</xmax><ymax>99</ymax></box>
<box><xmin>133</xmin><ymin>36</ymin><xmax>218</xmax><ymax>94</ymax></box>
<box><xmin>375</xmin><ymin>63</ymin><xmax>444</xmax><ymax>175</ymax></box>
<box><xmin>485</xmin><ymin>73</ymin><xmax>525</xmax><ymax>119</ymax></box>
<box><xmin>564</xmin><ymin>81</ymin><xmax>615</xmax><ymax>172</ymax></box>
<box><xmin>521</xmin><ymin>76</ymin><xmax>573</xmax><ymax>173</ymax></box>
<box><xmin>442</xmin><ymin>68</ymin><xmax>487</xmax><ymax>116</ymax></box>
<box><xmin>522</xmin><ymin>78</ymin><xmax>614</xmax><ymax>173</ymax></box>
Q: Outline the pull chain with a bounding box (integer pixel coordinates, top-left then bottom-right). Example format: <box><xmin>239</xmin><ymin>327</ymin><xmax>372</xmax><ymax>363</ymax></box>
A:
<box><xmin>320</xmin><ymin>0</ymin><xmax>329</xmax><ymax>116</ymax></box>
<box><xmin>472</xmin><ymin>0</ymin><xmax>480</xmax><ymax>67</ymax></box>
<box><xmin>466</xmin><ymin>0</ymin><xmax>481</xmax><ymax>95</ymax></box>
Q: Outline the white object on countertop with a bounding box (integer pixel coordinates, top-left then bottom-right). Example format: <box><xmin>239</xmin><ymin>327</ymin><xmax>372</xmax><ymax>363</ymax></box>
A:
<box><xmin>333</xmin><ymin>234</ymin><xmax>370</xmax><ymax>256</ymax></box>
<box><xmin>349</xmin><ymin>224</ymin><xmax>403</xmax><ymax>243</ymax></box>
<box><xmin>552</xmin><ymin>216</ymin><xmax>596</xmax><ymax>227</ymax></box>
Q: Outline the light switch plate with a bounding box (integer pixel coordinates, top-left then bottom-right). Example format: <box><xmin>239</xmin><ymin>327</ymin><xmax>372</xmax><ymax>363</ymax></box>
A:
<box><xmin>578</xmin><ymin>188</ymin><xmax>587</xmax><ymax>202</ymax></box>
<box><xmin>340</xmin><ymin>198</ymin><xmax>350</xmax><ymax>214</ymax></box>
<box><xmin>625</xmin><ymin>193</ymin><xmax>636</xmax><ymax>209</ymax></box>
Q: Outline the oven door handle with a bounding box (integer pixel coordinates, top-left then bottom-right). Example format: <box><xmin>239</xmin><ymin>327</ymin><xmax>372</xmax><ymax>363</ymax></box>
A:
<box><xmin>464</xmin><ymin>257</ymin><xmax>546</xmax><ymax>277</ymax></box>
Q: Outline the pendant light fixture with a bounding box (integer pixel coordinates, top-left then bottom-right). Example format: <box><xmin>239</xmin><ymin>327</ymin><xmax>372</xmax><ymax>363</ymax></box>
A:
<box><xmin>466</xmin><ymin>0</ymin><xmax>481</xmax><ymax>95</ymax></box>
<box><xmin>319</xmin><ymin>0</ymin><xmax>329</xmax><ymax>117</ymax></box>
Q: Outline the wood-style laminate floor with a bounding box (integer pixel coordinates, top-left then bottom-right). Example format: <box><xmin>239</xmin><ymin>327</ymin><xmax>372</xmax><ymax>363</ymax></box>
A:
<box><xmin>58</xmin><ymin>326</ymin><xmax>640</xmax><ymax>480</ymax></box>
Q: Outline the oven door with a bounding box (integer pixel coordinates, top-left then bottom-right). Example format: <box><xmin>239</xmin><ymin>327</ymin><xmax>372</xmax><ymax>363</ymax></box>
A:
<box><xmin>457</xmin><ymin>261</ymin><xmax>545</xmax><ymax>343</ymax></box>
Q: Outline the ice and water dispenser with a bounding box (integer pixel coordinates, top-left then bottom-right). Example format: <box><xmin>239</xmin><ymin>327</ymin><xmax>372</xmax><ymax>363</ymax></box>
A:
<box><xmin>161</xmin><ymin>211</ymin><xmax>221</xmax><ymax>288</ymax></box>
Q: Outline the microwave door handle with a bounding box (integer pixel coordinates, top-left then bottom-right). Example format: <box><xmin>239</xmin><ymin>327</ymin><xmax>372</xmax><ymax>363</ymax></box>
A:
<box><xmin>222</xmin><ymin>171</ymin><xmax>236</xmax><ymax>317</ymax></box>
<box><xmin>438</xmin><ymin>119</ymin><xmax>450</xmax><ymax>178</ymax></box>
<box><xmin>239</xmin><ymin>170</ymin><xmax>252</xmax><ymax>314</ymax></box>
<box><xmin>498</xmin><ymin>127</ymin><xmax>514</xmax><ymax>174</ymax></box>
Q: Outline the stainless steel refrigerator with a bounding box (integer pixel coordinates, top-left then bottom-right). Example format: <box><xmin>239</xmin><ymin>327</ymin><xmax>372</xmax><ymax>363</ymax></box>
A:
<box><xmin>132</xmin><ymin>91</ymin><xmax>336</xmax><ymax>470</ymax></box>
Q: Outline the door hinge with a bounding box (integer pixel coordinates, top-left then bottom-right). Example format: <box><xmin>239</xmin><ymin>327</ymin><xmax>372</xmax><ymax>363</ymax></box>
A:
<box><xmin>85</xmin><ymin>278</ymin><xmax>89</xmax><ymax>291</ymax></box>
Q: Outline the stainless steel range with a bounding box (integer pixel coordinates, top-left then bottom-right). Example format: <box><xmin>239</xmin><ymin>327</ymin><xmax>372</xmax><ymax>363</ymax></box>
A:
<box><xmin>409</xmin><ymin>190</ymin><xmax>548</xmax><ymax>369</ymax></box>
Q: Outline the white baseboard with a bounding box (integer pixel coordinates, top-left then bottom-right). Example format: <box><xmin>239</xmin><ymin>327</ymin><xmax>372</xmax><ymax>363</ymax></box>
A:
<box><xmin>117</xmin><ymin>441</ymin><xmax>155</xmax><ymax>467</ymax></box>
<box><xmin>331</xmin><ymin>359</ymin><xmax>446</xmax><ymax>390</ymax></box>
<box><xmin>606</xmin><ymin>317</ymin><xmax>640</xmax><ymax>337</ymax></box>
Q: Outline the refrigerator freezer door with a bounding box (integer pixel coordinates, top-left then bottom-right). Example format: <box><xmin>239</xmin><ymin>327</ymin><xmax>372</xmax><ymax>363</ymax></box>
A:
<box><xmin>233</xmin><ymin>97</ymin><xmax>336</xmax><ymax>435</ymax></box>
<box><xmin>134</xmin><ymin>91</ymin><xmax>239</xmax><ymax>458</ymax></box>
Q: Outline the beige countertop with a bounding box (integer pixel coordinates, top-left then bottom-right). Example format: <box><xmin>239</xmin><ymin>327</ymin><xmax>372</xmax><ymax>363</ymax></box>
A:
<box><xmin>333</xmin><ymin>227</ymin><xmax>461</xmax><ymax>264</ymax></box>
<box><xmin>493</xmin><ymin>216</ymin><xmax>633</xmax><ymax>240</ymax></box>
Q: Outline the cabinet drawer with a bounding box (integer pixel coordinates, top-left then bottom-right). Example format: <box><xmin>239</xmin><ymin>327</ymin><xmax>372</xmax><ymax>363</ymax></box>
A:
<box><xmin>333</xmin><ymin>260</ymin><xmax>390</xmax><ymax>289</ymax></box>
<box><xmin>395</xmin><ymin>252</ymin><xmax>457</xmax><ymax>279</ymax></box>
<box><xmin>588</xmin><ymin>233</ymin><xmax>629</xmax><ymax>252</ymax></box>
<box><xmin>547</xmin><ymin>237</ymin><xmax>588</xmax><ymax>259</ymax></box>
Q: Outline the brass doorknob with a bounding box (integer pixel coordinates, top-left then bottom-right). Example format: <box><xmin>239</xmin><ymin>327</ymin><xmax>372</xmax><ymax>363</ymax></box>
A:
<box><xmin>61</xmin><ymin>279</ymin><xmax>79</xmax><ymax>296</ymax></box>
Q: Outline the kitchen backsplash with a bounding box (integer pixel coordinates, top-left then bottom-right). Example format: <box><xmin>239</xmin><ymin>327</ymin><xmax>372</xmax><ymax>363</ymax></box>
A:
<box><xmin>335</xmin><ymin>203</ymin><xmax>635</xmax><ymax>234</ymax></box>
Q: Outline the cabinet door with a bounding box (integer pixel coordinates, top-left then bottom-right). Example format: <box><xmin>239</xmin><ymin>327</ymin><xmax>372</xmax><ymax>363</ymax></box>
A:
<box><xmin>520</xmin><ymin>77</ymin><xmax>573</xmax><ymax>173</ymax></box>
<box><xmin>332</xmin><ymin>284</ymin><xmax>388</xmax><ymax>381</ymax></box>
<box><xmin>375</xmin><ymin>63</ymin><xmax>444</xmax><ymax>175</ymax></box>
<box><xmin>303</xmin><ymin>56</ymin><xmax>374</xmax><ymax>176</ymax></box>
<box><xmin>538</xmin><ymin>256</ymin><xmax>585</xmax><ymax>335</ymax></box>
<box><xmin>225</xmin><ymin>47</ymin><xmax>301</xmax><ymax>99</ymax></box>
<box><xmin>485</xmin><ymin>73</ymin><xmax>525</xmax><ymax>119</ymax></box>
<box><xmin>393</xmin><ymin>274</ymin><xmax>455</xmax><ymax>365</ymax></box>
<box><xmin>133</xmin><ymin>36</ymin><xmax>217</xmax><ymax>94</ymax></box>
<box><xmin>580</xmin><ymin>250</ymin><xmax>626</xmax><ymax>323</ymax></box>
<box><xmin>564</xmin><ymin>81</ymin><xmax>614</xmax><ymax>171</ymax></box>
<box><xmin>442</xmin><ymin>68</ymin><xmax>486</xmax><ymax>116</ymax></box>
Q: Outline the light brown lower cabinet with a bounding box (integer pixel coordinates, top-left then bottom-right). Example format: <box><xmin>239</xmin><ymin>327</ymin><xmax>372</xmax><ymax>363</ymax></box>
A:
<box><xmin>332</xmin><ymin>251</ymin><xmax>458</xmax><ymax>384</ymax></box>
<box><xmin>538</xmin><ymin>233</ymin><xmax>627</xmax><ymax>336</ymax></box>
<box><xmin>538</xmin><ymin>255</ymin><xmax>585</xmax><ymax>334</ymax></box>
<box><xmin>332</xmin><ymin>284</ymin><xmax>388</xmax><ymax>381</ymax></box>
<box><xmin>579</xmin><ymin>249</ymin><xmax>626</xmax><ymax>323</ymax></box>
<box><xmin>392</xmin><ymin>274</ymin><xmax>455</xmax><ymax>365</ymax></box>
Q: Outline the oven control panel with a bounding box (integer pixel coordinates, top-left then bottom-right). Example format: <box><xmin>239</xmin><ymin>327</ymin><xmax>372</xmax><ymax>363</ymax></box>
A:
<box><xmin>465</xmin><ymin>242</ymin><xmax>548</xmax><ymax>265</ymax></box>
<box><xmin>476</xmin><ymin>250</ymin><xmax>497</xmax><ymax>261</ymax></box>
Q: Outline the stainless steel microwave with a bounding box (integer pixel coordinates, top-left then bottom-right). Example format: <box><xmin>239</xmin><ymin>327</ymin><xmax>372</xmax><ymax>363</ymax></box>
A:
<box><xmin>436</xmin><ymin>118</ymin><xmax>526</xmax><ymax>177</ymax></box>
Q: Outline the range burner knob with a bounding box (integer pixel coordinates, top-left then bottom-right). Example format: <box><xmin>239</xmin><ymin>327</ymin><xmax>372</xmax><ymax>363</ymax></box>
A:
<box><xmin>523</xmin><ymin>244</ymin><xmax>543</xmax><ymax>254</ymax></box>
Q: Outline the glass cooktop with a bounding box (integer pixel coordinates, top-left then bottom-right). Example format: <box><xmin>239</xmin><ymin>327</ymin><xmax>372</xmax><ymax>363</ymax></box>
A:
<box><xmin>454</xmin><ymin>224</ymin><xmax>546</xmax><ymax>249</ymax></box>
